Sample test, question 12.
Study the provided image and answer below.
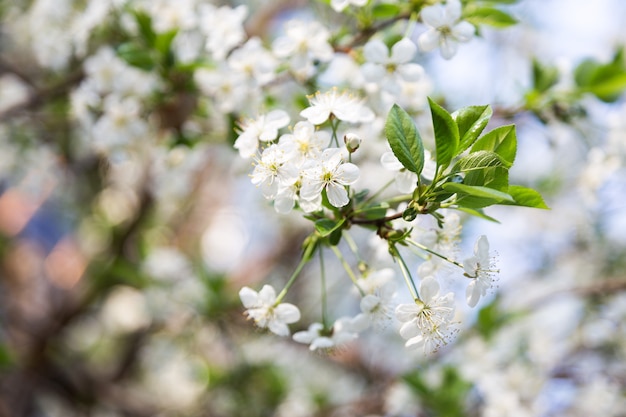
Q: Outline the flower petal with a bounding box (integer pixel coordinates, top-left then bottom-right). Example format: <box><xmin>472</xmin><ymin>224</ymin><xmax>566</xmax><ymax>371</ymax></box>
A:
<box><xmin>363</xmin><ymin>39</ymin><xmax>389</xmax><ymax>63</ymax></box>
<box><xmin>275</xmin><ymin>303</ymin><xmax>301</xmax><ymax>324</ymax></box>
<box><xmin>421</xmin><ymin>4</ymin><xmax>446</xmax><ymax>28</ymax></box>
<box><xmin>390</xmin><ymin>38</ymin><xmax>417</xmax><ymax>64</ymax></box>
<box><xmin>452</xmin><ymin>21</ymin><xmax>475</xmax><ymax>42</ymax></box>
<box><xmin>239</xmin><ymin>287</ymin><xmax>259</xmax><ymax>308</ymax></box>
<box><xmin>417</xmin><ymin>30</ymin><xmax>441</xmax><ymax>53</ymax></box>
<box><xmin>326</xmin><ymin>183</ymin><xmax>349</xmax><ymax>207</ymax></box>
<box><xmin>466</xmin><ymin>280</ymin><xmax>481</xmax><ymax>307</ymax></box>
<box><xmin>419</xmin><ymin>276</ymin><xmax>440</xmax><ymax>302</ymax></box>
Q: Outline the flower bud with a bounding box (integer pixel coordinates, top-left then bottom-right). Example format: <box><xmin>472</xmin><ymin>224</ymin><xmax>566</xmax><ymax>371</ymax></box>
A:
<box><xmin>344</xmin><ymin>133</ymin><xmax>361</xmax><ymax>153</ymax></box>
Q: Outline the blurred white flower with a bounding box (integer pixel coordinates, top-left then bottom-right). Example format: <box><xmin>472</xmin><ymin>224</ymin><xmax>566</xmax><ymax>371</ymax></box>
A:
<box><xmin>239</xmin><ymin>285</ymin><xmax>301</xmax><ymax>336</ymax></box>
<box><xmin>251</xmin><ymin>144</ymin><xmax>299</xmax><ymax>199</ymax></box>
<box><xmin>331</xmin><ymin>0</ymin><xmax>368</xmax><ymax>13</ymax></box>
<box><xmin>361</xmin><ymin>38</ymin><xmax>424</xmax><ymax>95</ymax></box>
<box><xmin>234</xmin><ymin>110</ymin><xmax>290</xmax><ymax>158</ymax></box>
<box><xmin>418</xmin><ymin>0</ymin><xmax>475</xmax><ymax>59</ymax></box>
<box><xmin>293</xmin><ymin>315</ymin><xmax>368</xmax><ymax>350</ymax></box>
<box><xmin>199</xmin><ymin>4</ymin><xmax>247</xmax><ymax>60</ymax></box>
<box><xmin>463</xmin><ymin>235</ymin><xmax>498</xmax><ymax>307</ymax></box>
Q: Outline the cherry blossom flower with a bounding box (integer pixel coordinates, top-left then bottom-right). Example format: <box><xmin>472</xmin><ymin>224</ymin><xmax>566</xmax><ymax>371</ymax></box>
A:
<box><xmin>417</xmin><ymin>0</ymin><xmax>475</xmax><ymax>59</ymax></box>
<box><xmin>331</xmin><ymin>0</ymin><xmax>368</xmax><ymax>13</ymax></box>
<box><xmin>463</xmin><ymin>235</ymin><xmax>498</xmax><ymax>307</ymax></box>
<box><xmin>300</xmin><ymin>88</ymin><xmax>375</xmax><ymax>125</ymax></box>
<box><xmin>199</xmin><ymin>4</ymin><xmax>248</xmax><ymax>60</ymax></box>
<box><xmin>300</xmin><ymin>148</ymin><xmax>360</xmax><ymax>208</ymax></box>
<box><xmin>278</xmin><ymin>121</ymin><xmax>329</xmax><ymax>165</ymax></box>
<box><xmin>234</xmin><ymin>110</ymin><xmax>290</xmax><ymax>158</ymax></box>
<box><xmin>361</xmin><ymin>38</ymin><xmax>424</xmax><ymax>95</ymax></box>
<box><xmin>250</xmin><ymin>144</ymin><xmax>299</xmax><ymax>199</ymax></box>
<box><xmin>381</xmin><ymin>149</ymin><xmax>436</xmax><ymax>192</ymax></box>
<box><xmin>239</xmin><ymin>285</ymin><xmax>301</xmax><ymax>336</ymax></box>
<box><xmin>292</xmin><ymin>315</ymin><xmax>368</xmax><ymax>350</ymax></box>
<box><xmin>395</xmin><ymin>277</ymin><xmax>457</xmax><ymax>352</ymax></box>
<box><xmin>272</xmin><ymin>19</ymin><xmax>334</xmax><ymax>79</ymax></box>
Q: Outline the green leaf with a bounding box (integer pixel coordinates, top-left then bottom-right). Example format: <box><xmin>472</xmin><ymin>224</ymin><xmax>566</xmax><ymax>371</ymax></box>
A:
<box><xmin>453</xmin><ymin>105</ymin><xmax>492</xmax><ymax>152</ymax></box>
<box><xmin>574</xmin><ymin>53</ymin><xmax>626</xmax><ymax>102</ymax></box>
<box><xmin>464</xmin><ymin>166</ymin><xmax>509</xmax><ymax>191</ymax></box>
<box><xmin>532</xmin><ymin>59</ymin><xmax>560</xmax><ymax>93</ymax></box>
<box><xmin>453</xmin><ymin>150</ymin><xmax>504</xmax><ymax>172</ymax></box>
<box><xmin>504</xmin><ymin>185</ymin><xmax>549</xmax><ymax>208</ymax></box>
<box><xmin>443</xmin><ymin>183</ymin><xmax>514</xmax><ymax>202</ymax></box>
<box><xmin>314</xmin><ymin>218</ymin><xmax>346</xmax><ymax>237</ymax></box>
<box><xmin>464</xmin><ymin>7</ymin><xmax>518</xmax><ymax>28</ymax></box>
<box><xmin>132</xmin><ymin>10</ymin><xmax>156</xmax><ymax>46</ymax></box>
<box><xmin>471</xmin><ymin>125</ymin><xmax>516</xmax><ymax>167</ymax></box>
<box><xmin>428</xmin><ymin>98</ymin><xmax>459</xmax><ymax>169</ymax></box>
<box><xmin>117</xmin><ymin>43</ymin><xmax>155</xmax><ymax>70</ymax></box>
<box><xmin>385</xmin><ymin>104</ymin><xmax>425</xmax><ymax>174</ymax></box>
<box><xmin>155</xmin><ymin>29</ymin><xmax>178</xmax><ymax>57</ymax></box>
<box><xmin>456</xmin><ymin>207</ymin><xmax>501</xmax><ymax>223</ymax></box>
<box><xmin>371</xmin><ymin>3</ymin><xmax>401</xmax><ymax>18</ymax></box>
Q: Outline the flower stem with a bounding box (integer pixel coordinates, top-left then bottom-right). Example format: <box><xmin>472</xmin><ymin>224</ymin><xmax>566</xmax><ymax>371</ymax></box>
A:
<box><xmin>275</xmin><ymin>237</ymin><xmax>317</xmax><ymax>304</ymax></box>
<box><xmin>406</xmin><ymin>238</ymin><xmax>464</xmax><ymax>269</ymax></box>
<box><xmin>330</xmin><ymin>245</ymin><xmax>365</xmax><ymax>296</ymax></box>
<box><xmin>320</xmin><ymin>248</ymin><xmax>329</xmax><ymax>328</ymax></box>
<box><xmin>390</xmin><ymin>244</ymin><xmax>419</xmax><ymax>301</ymax></box>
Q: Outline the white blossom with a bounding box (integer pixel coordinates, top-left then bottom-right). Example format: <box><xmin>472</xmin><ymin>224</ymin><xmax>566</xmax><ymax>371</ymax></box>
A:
<box><xmin>300</xmin><ymin>148</ymin><xmax>360</xmax><ymax>209</ymax></box>
<box><xmin>418</xmin><ymin>0</ymin><xmax>475</xmax><ymax>59</ymax></box>
<box><xmin>234</xmin><ymin>110</ymin><xmax>291</xmax><ymax>159</ymax></box>
<box><xmin>250</xmin><ymin>144</ymin><xmax>299</xmax><ymax>199</ymax></box>
<box><xmin>361</xmin><ymin>38</ymin><xmax>424</xmax><ymax>95</ymax></box>
<box><xmin>293</xmin><ymin>315</ymin><xmax>368</xmax><ymax>350</ymax></box>
<box><xmin>239</xmin><ymin>285</ymin><xmax>301</xmax><ymax>336</ymax></box>
<box><xmin>199</xmin><ymin>4</ymin><xmax>248</xmax><ymax>60</ymax></box>
<box><xmin>463</xmin><ymin>235</ymin><xmax>498</xmax><ymax>307</ymax></box>
<box><xmin>300</xmin><ymin>88</ymin><xmax>375</xmax><ymax>125</ymax></box>
<box><xmin>331</xmin><ymin>0</ymin><xmax>368</xmax><ymax>13</ymax></box>
<box><xmin>395</xmin><ymin>277</ymin><xmax>456</xmax><ymax>352</ymax></box>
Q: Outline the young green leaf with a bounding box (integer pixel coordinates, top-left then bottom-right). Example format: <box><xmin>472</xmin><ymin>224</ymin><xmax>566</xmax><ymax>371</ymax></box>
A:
<box><xmin>504</xmin><ymin>185</ymin><xmax>549</xmax><ymax>209</ymax></box>
<box><xmin>428</xmin><ymin>98</ymin><xmax>459</xmax><ymax>169</ymax></box>
<box><xmin>471</xmin><ymin>125</ymin><xmax>517</xmax><ymax>167</ymax></box>
<box><xmin>453</xmin><ymin>105</ymin><xmax>492</xmax><ymax>152</ymax></box>
<box><xmin>314</xmin><ymin>218</ymin><xmax>346</xmax><ymax>237</ymax></box>
<box><xmin>464</xmin><ymin>7</ymin><xmax>518</xmax><ymax>28</ymax></box>
<box><xmin>442</xmin><ymin>182</ymin><xmax>515</xmax><ymax>202</ymax></box>
<box><xmin>385</xmin><ymin>104</ymin><xmax>425</xmax><ymax>174</ymax></box>
<box><xmin>453</xmin><ymin>150</ymin><xmax>504</xmax><ymax>173</ymax></box>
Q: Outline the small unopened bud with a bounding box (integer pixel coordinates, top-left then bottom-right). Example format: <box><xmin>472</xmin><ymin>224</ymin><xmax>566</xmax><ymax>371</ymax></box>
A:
<box><xmin>344</xmin><ymin>133</ymin><xmax>361</xmax><ymax>153</ymax></box>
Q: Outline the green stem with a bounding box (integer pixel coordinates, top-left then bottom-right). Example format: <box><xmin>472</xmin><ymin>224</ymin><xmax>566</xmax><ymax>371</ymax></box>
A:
<box><xmin>330</xmin><ymin>245</ymin><xmax>365</xmax><ymax>296</ymax></box>
<box><xmin>320</xmin><ymin>249</ymin><xmax>328</xmax><ymax>328</ymax></box>
<box><xmin>275</xmin><ymin>237</ymin><xmax>317</xmax><ymax>304</ymax></box>
<box><xmin>391</xmin><ymin>244</ymin><xmax>420</xmax><ymax>301</ymax></box>
<box><xmin>405</xmin><ymin>238</ymin><xmax>465</xmax><ymax>269</ymax></box>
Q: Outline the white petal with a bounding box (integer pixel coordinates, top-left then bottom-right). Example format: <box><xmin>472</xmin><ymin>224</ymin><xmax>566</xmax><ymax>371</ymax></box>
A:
<box><xmin>475</xmin><ymin>235</ymin><xmax>490</xmax><ymax>258</ymax></box>
<box><xmin>265</xmin><ymin>109</ymin><xmax>291</xmax><ymax>129</ymax></box>
<box><xmin>234</xmin><ymin>133</ymin><xmax>258</xmax><ymax>159</ymax></box>
<box><xmin>268</xmin><ymin>321</ymin><xmax>290</xmax><ymax>336</ymax></box>
<box><xmin>336</xmin><ymin>162</ymin><xmax>360</xmax><ymax>185</ymax></box>
<box><xmin>257</xmin><ymin>284</ymin><xmax>277</xmax><ymax>305</ymax></box>
<box><xmin>417</xmin><ymin>30</ymin><xmax>441</xmax><ymax>53</ymax></box>
<box><xmin>419</xmin><ymin>277</ymin><xmax>440</xmax><ymax>302</ymax></box>
<box><xmin>326</xmin><ymin>183</ymin><xmax>349</xmax><ymax>207</ymax></box>
<box><xmin>363</xmin><ymin>39</ymin><xmax>389</xmax><ymax>63</ymax></box>
<box><xmin>310</xmin><ymin>336</ymin><xmax>335</xmax><ymax>350</ymax></box>
<box><xmin>395</xmin><ymin>170</ymin><xmax>418</xmax><ymax>193</ymax></box>
<box><xmin>466</xmin><ymin>280</ymin><xmax>481</xmax><ymax>307</ymax></box>
<box><xmin>463</xmin><ymin>256</ymin><xmax>479</xmax><ymax>277</ymax></box>
<box><xmin>390</xmin><ymin>38</ymin><xmax>417</xmax><ymax>64</ymax></box>
<box><xmin>395</xmin><ymin>303</ymin><xmax>422</xmax><ymax>322</ymax></box>
<box><xmin>300</xmin><ymin>106</ymin><xmax>330</xmax><ymax>125</ymax></box>
<box><xmin>440</xmin><ymin>37</ymin><xmax>458</xmax><ymax>60</ymax></box>
<box><xmin>360</xmin><ymin>294</ymin><xmax>381</xmax><ymax>313</ymax></box>
<box><xmin>445</xmin><ymin>0</ymin><xmax>463</xmax><ymax>22</ymax></box>
<box><xmin>381</xmin><ymin>151</ymin><xmax>403</xmax><ymax>171</ymax></box>
<box><xmin>397</xmin><ymin>63</ymin><xmax>424</xmax><ymax>82</ymax></box>
<box><xmin>452</xmin><ymin>21</ymin><xmax>475</xmax><ymax>42</ymax></box>
<box><xmin>239</xmin><ymin>287</ymin><xmax>259</xmax><ymax>308</ymax></box>
<box><xmin>274</xmin><ymin>303</ymin><xmax>301</xmax><ymax>324</ymax></box>
<box><xmin>421</xmin><ymin>4</ymin><xmax>446</xmax><ymax>28</ymax></box>
<box><xmin>361</xmin><ymin>63</ymin><xmax>386</xmax><ymax>83</ymax></box>
<box><xmin>331</xmin><ymin>0</ymin><xmax>349</xmax><ymax>12</ymax></box>
<box><xmin>405</xmin><ymin>334</ymin><xmax>425</xmax><ymax>349</ymax></box>
<box><xmin>399</xmin><ymin>320</ymin><xmax>420</xmax><ymax>339</ymax></box>
<box><xmin>293</xmin><ymin>323</ymin><xmax>323</xmax><ymax>344</ymax></box>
